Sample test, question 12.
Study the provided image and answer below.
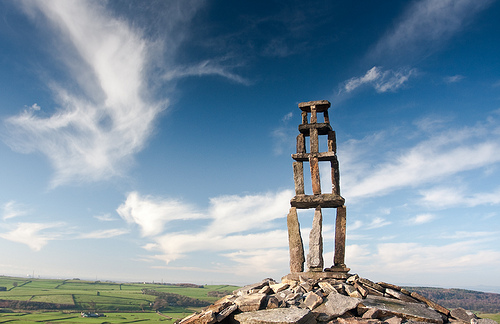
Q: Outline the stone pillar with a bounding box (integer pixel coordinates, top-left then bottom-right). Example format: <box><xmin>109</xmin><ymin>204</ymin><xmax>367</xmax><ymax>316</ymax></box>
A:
<box><xmin>297</xmin><ymin>134</ymin><xmax>305</xmax><ymax>153</ymax></box>
<box><xmin>307</xmin><ymin>206</ymin><xmax>324</xmax><ymax>271</ymax></box>
<box><xmin>328</xmin><ymin>131</ymin><xmax>336</xmax><ymax>153</ymax></box>
<box><xmin>293</xmin><ymin>162</ymin><xmax>304</xmax><ymax>195</ymax></box>
<box><xmin>331</xmin><ymin>158</ymin><xmax>340</xmax><ymax>196</ymax></box>
<box><xmin>309</xmin><ymin>157</ymin><xmax>321</xmax><ymax>195</ymax></box>
<box><xmin>287</xmin><ymin>207</ymin><xmax>304</xmax><ymax>272</ymax></box>
<box><xmin>310</xmin><ymin>128</ymin><xmax>319</xmax><ymax>153</ymax></box>
<box><xmin>334</xmin><ymin>205</ymin><xmax>346</xmax><ymax>267</ymax></box>
<box><xmin>301</xmin><ymin>111</ymin><xmax>308</xmax><ymax>124</ymax></box>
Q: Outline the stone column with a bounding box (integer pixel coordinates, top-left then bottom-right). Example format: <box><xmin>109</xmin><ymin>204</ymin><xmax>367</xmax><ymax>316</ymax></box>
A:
<box><xmin>334</xmin><ymin>205</ymin><xmax>347</xmax><ymax>267</ymax></box>
<box><xmin>297</xmin><ymin>134</ymin><xmax>305</xmax><ymax>153</ymax></box>
<box><xmin>331</xmin><ymin>158</ymin><xmax>340</xmax><ymax>196</ymax></box>
<box><xmin>327</xmin><ymin>131</ymin><xmax>336</xmax><ymax>153</ymax></box>
<box><xmin>310</xmin><ymin>128</ymin><xmax>319</xmax><ymax>153</ymax></box>
<box><xmin>307</xmin><ymin>206</ymin><xmax>323</xmax><ymax>271</ymax></box>
<box><xmin>310</xmin><ymin>157</ymin><xmax>321</xmax><ymax>195</ymax></box>
<box><xmin>287</xmin><ymin>207</ymin><xmax>304</xmax><ymax>272</ymax></box>
<box><xmin>293</xmin><ymin>162</ymin><xmax>304</xmax><ymax>195</ymax></box>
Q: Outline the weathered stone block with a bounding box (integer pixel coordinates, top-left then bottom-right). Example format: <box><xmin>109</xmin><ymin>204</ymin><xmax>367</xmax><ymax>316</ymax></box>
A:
<box><xmin>359</xmin><ymin>295</ymin><xmax>444</xmax><ymax>324</ymax></box>
<box><xmin>287</xmin><ymin>207</ymin><xmax>305</xmax><ymax>273</ymax></box>
<box><xmin>233</xmin><ymin>308</ymin><xmax>316</xmax><ymax>324</ymax></box>
<box><xmin>216</xmin><ymin>304</ymin><xmax>239</xmax><ymax>322</ymax></box>
<box><xmin>235</xmin><ymin>293</ymin><xmax>267</xmax><ymax>312</ymax></box>
<box><xmin>270</xmin><ymin>283</ymin><xmax>290</xmax><ymax>294</ymax></box>
<box><xmin>318</xmin><ymin>281</ymin><xmax>337</xmax><ymax>295</ymax></box>
<box><xmin>409</xmin><ymin>292</ymin><xmax>450</xmax><ymax>316</ymax></box>
<box><xmin>303</xmin><ymin>291</ymin><xmax>323</xmax><ymax>310</ymax></box>
<box><xmin>307</xmin><ymin>207</ymin><xmax>323</xmax><ymax>270</ymax></box>
<box><xmin>450</xmin><ymin>308</ymin><xmax>478</xmax><ymax>323</ymax></box>
<box><xmin>313</xmin><ymin>291</ymin><xmax>361</xmax><ymax>320</ymax></box>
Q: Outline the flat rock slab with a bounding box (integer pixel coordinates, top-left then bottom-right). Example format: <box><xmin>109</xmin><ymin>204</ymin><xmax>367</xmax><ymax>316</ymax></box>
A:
<box><xmin>313</xmin><ymin>291</ymin><xmax>361</xmax><ymax>321</ymax></box>
<box><xmin>233</xmin><ymin>308</ymin><xmax>316</xmax><ymax>324</ymax></box>
<box><xmin>360</xmin><ymin>295</ymin><xmax>444</xmax><ymax>324</ymax></box>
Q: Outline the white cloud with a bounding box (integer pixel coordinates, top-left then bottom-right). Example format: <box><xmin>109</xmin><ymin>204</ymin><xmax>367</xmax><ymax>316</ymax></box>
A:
<box><xmin>3</xmin><ymin>1</ymin><xmax>244</xmax><ymax>187</ymax></box>
<box><xmin>118</xmin><ymin>190</ymin><xmax>293</xmax><ymax>268</ymax></box>
<box><xmin>366</xmin><ymin>217</ymin><xmax>391</xmax><ymax>229</ymax></box>
<box><xmin>0</xmin><ymin>222</ymin><xmax>64</xmax><ymax>251</ymax></box>
<box><xmin>78</xmin><ymin>228</ymin><xmax>129</xmax><ymax>239</ymax></box>
<box><xmin>347</xmin><ymin>239</ymin><xmax>500</xmax><ymax>285</ymax></box>
<box><xmin>444</xmin><ymin>75</ymin><xmax>465</xmax><ymax>83</ymax></box>
<box><xmin>342</xmin><ymin>66</ymin><xmax>416</xmax><ymax>94</ymax></box>
<box><xmin>408</xmin><ymin>213</ymin><xmax>435</xmax><ymax>225</ymax></box>
<box><xmin>2</xmin><ymin>201</ymin><xmax>28</xmax><ymax>220</ymax></box>
<box><xmin>3</xmin><ymin>1</ymin><xmax>163</xmax><ymax>187</ymax></box>
<box><xmin>94</xmin><ymin>213</ymin><xmax>117</xmax><ymax>222</ymax></box>
<box><xmin>163</xmin><ymin>59</ymin><xmax>250</xmax><ymax>85</ymax></box>
<box><xmin>116</xmin><ymin>191</ymin><xmax>206</xmax><ymax>237</ymax></box>
<box><xmin>342</xmin><ymin>121</ymin><xmax>500</xmax><ymax>199</ymax></box>
<box><xmin>420</xmin><ymin>186</ymin><xmax>500</xmax><ymax>208</ymax></box>
<box><xmin>371</xmin><ymin>0</ymin><xmax>493</xmax><ymax>60</ymax></box>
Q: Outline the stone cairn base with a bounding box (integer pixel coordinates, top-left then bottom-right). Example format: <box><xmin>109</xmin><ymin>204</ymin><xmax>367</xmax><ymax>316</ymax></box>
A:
<box><xmin>178</xmin><ymin>274</ymin><xmax>496</xmax><ymax>324</ymax></box>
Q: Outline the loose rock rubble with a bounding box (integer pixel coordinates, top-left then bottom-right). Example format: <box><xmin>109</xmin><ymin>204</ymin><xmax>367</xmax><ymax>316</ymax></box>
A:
<box><xmin>178</xmin><ymin>275</ymin><xmax>494</xmax><ymax>324</ymax></box>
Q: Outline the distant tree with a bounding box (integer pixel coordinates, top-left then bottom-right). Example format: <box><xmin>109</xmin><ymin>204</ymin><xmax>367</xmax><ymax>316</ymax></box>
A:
<box><xmin>12</xmin><ymin>282</ymin><xmax>18</xmax><ymax>288</ymax></box>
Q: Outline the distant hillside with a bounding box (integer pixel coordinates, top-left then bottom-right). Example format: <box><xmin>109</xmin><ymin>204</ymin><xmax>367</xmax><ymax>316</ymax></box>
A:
<box><xmin>404</xmin><ymin>286</ymin><xmax>500</xmax><ymax>313</ymax></box>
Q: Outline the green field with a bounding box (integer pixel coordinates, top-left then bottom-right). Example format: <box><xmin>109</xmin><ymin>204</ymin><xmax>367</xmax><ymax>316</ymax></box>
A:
<box><xmin>479</xmin><ymin>314</ymin><xmax>500</xmax><ymax>323</ymax></box>
<box><xmin>0</xmin><ymin>276</ymin><xmax>239</xmax><ymax>323</ymax></box>
<box><xmin>0</xmin><ymin>311</ymin><xmax>189</xmax><ymax>323</ymax></box>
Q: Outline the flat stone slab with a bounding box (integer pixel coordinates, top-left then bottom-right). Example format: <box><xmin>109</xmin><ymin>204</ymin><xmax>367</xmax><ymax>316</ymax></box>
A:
<box><xmin>282</xmin><ymin>271</ymin><xmax>349</xmax><ymax>281</ymax></box>
<box><xmin>233</xmin><ymin>308</ymin><xmax>316</xmax><ymax>324</ymax></box>
<box><xmin>313</xmin><ymin>291</ymin><xmax>361</xmax><ymax>321</ymax></box>
<box><xmin>290</xmin><ymin>194</ymin><xmax>345</xmax><ymax>209</ymax></box>
<box><xmin>359</xmin><ymin>295</ymin><xmax>444</xmax><ymax>324</ymax></box>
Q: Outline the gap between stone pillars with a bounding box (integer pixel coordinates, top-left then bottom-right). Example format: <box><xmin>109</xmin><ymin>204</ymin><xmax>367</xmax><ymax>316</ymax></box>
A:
<box><xmin>287</xmin><ymin>207</ymin><xmax>304</xmax><ymax>273</ymax></box>
<box><xmin>334</xmin><ymin>205</ymin><xmax>347</xmax><ymax>267</ymax></box>
<box><xmin>307</xmin><ymin>206</ymin><xmax>323</xmax><ymax>271</ymax></box>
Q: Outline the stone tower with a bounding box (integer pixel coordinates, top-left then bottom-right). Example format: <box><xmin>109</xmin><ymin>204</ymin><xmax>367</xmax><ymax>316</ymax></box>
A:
<box><xmin>284</xmin><ymin>100</ymin><xmax>349</xmax><ymax>281</ymax></box>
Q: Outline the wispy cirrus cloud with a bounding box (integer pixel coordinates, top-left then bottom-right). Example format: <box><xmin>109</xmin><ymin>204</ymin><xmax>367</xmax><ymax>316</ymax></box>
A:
<box><xmin>0</xmin><ymin>222</ymin><xmax>65</xmax><ymax>251</ymax></box>
<box><xmin>2</xmin><ymin>201</ymin><xmax>28</xmax><ymax>220</ymax></box>
<box><xmin>420</xmin><ymin>186</ymin><xmax>500</xmax><ymax>208</ymax></box>
<box><xmin>78</xmin><ymin>228</ymin><xmax>129</xmax><ymax>239</ymax></box>
<box><xmin>2</xmin><ymin>1</ymin><xmax>246</xmax><ymax>187</ymax></box>
<box><xmin>370</xmin><ymin>0</ymin><xmax>493</xmax><ymax>61</ymax></box>
<box><xmin>347</xmin><ymin>239</ymin><xmax>500</xmax><ymax>286</ymax></box>
<box><xmin>341</xmin><ymin>66</ymin><xmax>416</xmax><ymax>94</ymax></box>
<box><xmin>117</xmin><ymin>190</ymin><xmax>292</xmax><ymax>276</ymax></box>
<box><xmin>407</xmin><ymin>213</ymin><xmax>436</xmax><ymax>225</ymax></box>
<box><xmin>117</xmin><ymin>191</ymin><xmax>206</xmax><ymax>237</ymax></box>
<box><xmin>341</xmin><ymin>116</ymin><xmax>500</xmax><ymax>200</ymax></box>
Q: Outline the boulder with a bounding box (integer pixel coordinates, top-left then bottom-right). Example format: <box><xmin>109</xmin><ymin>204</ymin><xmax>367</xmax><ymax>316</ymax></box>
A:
<box><xmin>450</xmin><ymin>308</ymin><xmax>478</xmax><ymax>323</ymax></box>
<box><xmin>216</xmin><ymin>304</ymin><xmax>239</xmax><ymax>322</ymax></box>
<box><xmin>359</xmin><ymin>295</ymin><xmax>444</xmax><ymax>324</ymax></box>
<box><xmin>233</xmin><ymin>308</ymin><xmax>316</xmax><ymax>324</ymax></box>
<box><xmin>313</xmin><ymin>291</ymin><xmax>361</xmax><ymax>321</ymax></box>
<box><xmin>235</xmin><ymin>293</ymin><xmax>267</xmax><ymax>312</ymax></box>
<box><xmin>303</xmin><ymin>291</ymin><xmax>323</xmax><ymax>310</ymax></box>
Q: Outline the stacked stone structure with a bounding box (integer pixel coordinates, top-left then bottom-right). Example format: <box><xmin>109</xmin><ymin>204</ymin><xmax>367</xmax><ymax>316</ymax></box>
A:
<box><xmin>286</xmin><ymin>100</ymin><xmax>348</xmax><ymax>281</ymax></box>
<box><xmin>178</xmin><ymin>99</ymin><xmax>498</xmax><ymax>324</ymax></box>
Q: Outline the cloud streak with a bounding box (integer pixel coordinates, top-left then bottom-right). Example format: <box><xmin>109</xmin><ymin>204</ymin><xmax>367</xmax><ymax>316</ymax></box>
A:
<box><xmin>2</xmin><ymin>1</ymin><xmax>247</xmax><ymax>187</ymax></box>
<box><xmin>341</xmin><ymin>66</ymin><xmax>416</xmax><ymax>94</ymax></box>
<box><xmin>0</xmin><ymin>222</ymin><xmax>64</xmax><ymax>251</ymax></box>
<box><xmin>371</xmin><ymin>0</ymin><xmax>493</xmax><ymax>61</ymax></box>
<box><xmin>342</xmin><ymin>118</ymin><xmax>500</xmax><ymax>199</ymax></box>
<box><xmin>117</xmin><ymin>190</ymin><xmax>293</xmax><ymax>274</ymax></box>
<box><xmin>2</xmin><ymin>1</ymin><xmax>163</xmax><ymax>187</ymax></box>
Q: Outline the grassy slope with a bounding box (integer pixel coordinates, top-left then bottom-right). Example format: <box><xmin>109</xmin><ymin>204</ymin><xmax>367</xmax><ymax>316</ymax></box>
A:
<box><xmin>0</xmin><ymin>276</ymin><xmax>238</xmax><ymax>313</ymax></box>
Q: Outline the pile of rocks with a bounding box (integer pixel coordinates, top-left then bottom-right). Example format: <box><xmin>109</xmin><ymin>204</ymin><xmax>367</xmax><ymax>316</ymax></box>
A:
<box><xmin>178</xmin><ymin>275</ymin><xmax>496</xmax><ymax>324</ymax></box>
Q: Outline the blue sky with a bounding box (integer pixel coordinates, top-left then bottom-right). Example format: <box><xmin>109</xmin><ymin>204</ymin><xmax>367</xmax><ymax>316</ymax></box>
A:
<box><xmin>1</xmin><ymin>0</ymin><xmax>500</xmax><ymax>291</ymax></box>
